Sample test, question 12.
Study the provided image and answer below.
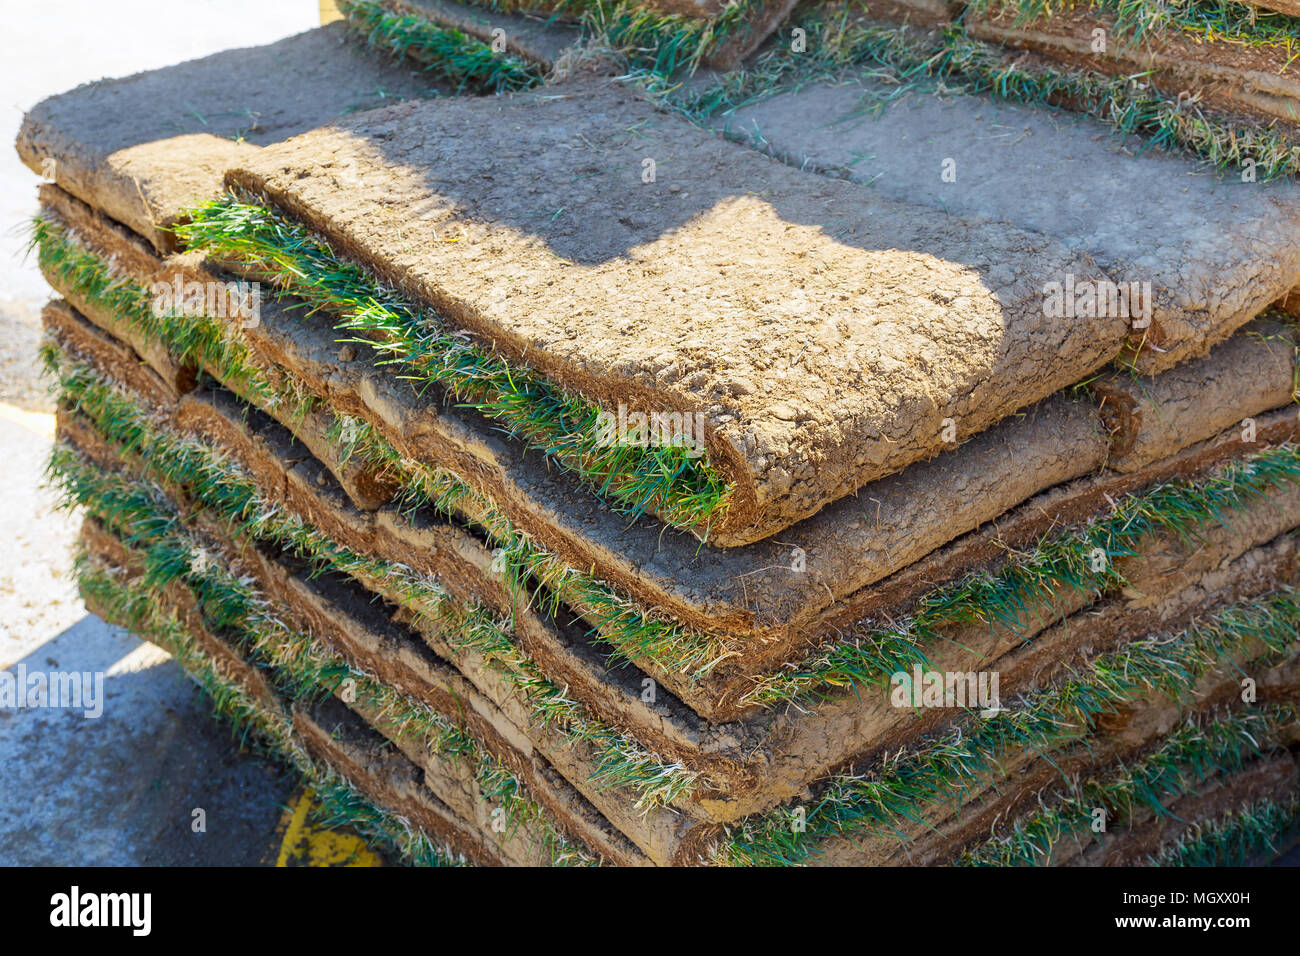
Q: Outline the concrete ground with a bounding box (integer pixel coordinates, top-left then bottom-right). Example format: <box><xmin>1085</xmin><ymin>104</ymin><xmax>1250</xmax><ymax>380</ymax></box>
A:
<box><xmin>0</xmin><ymin>0</ymin><xmax>323</xmax><ymax>866</ymax></box>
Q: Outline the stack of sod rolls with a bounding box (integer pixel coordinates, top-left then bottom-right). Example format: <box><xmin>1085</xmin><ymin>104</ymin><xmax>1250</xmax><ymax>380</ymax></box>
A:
<box><xmin>17</xmin><ymin>5</ymin><xmax>1300</xmax><ymax>866</ymax></box>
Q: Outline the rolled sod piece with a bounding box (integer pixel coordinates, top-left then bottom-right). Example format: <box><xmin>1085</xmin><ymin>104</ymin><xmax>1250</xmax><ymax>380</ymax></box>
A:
<box><xmin>81</xmin><ymin>507</ymin><xmax>1300</xmax><ymax>867</ymax></box>
<box><xmin>116</xmin><ymin>359</ymin><xmax>1300</xmax><ymax>796</ymax></box>
<box><xmin>966</xmin><ymin>6</ymin><xmax>1300</xmax><ymax>127</ymax></box>
<box><xmin>705</xmin><ymin>73</ymin><xmax>1300</xmax><ymax>377</ymax></box>
<box><xmin>52</xmin><ymin>381</ymin><xmax>705</xmax><ymax>862</ymax></box>
<box><xmin>65</xmin><ymin>389</ymin><xmax>1300</xmax><ymax>866</ymax></box>
<box><xmin>1092</xmin><ymin>317</ymin><xmax>1300</xmax><ymax>473</ymax></box>
<box><xmin>14</xmin><ymin>23</ymin><xmax>444</xmax><ymax>253</ymax></box>
<box><xmin>88</xmin><ymin>495</ymin><xmax>1300</xmax><ymax>869</ymax></box>
<box><xmin>222</xmin><ymin>80</ymin><xmax>1128</xmax><ymax>544</ymax></box>
<box><xmin>37</xmin><ymin>185</ymin><xmax>1119</xmax><ymax>647</ymax></box>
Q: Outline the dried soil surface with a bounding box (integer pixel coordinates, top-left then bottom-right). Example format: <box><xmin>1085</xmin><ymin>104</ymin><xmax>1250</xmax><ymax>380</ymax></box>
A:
<box><xmin>15</xmin><ymin>22</ymin><xmax>446</xmax><ymax>252</ymax></box>
<box><xmin>710</xmin><ymin>75</ymin><xmax>1300</xmax><ymax>376</ymax></box>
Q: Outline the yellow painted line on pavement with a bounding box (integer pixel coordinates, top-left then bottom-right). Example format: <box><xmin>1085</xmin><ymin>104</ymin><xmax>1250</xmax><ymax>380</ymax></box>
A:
<box><xmin>274</xmin><ymin>787</ymin><xmax>383</xmax><ymax>867</ymax></box>
<box><xmin>275</xmin><ymin>788</ymin><xmax>314</xmax><ymax>867</ymax></box>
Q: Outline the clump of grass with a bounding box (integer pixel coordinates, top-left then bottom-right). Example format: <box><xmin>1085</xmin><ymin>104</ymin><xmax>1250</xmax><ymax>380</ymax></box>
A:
<box><xmin>959</xmin><ymin>704</ymin><xmax>1298</xmax><ymax>866</ymax></box>
<box><xmin>578</xmin><ymin>0</ymin><xmax>774</xmax><ymax>74</ymax></box>
<box><xmin>1149</xmin><ymin>791</ymin><xmax>1300</xmax><ymax>866</ymax></box>
<box><xmin>340</xmin><ymin>0</ymin><xmax>544</xmax><ymax>91</ymax></box>
<box><xmin>713</xmin><ymin>587</ymin><xmax>1300</xmax><ymax>865</ymax></box>
<box><xmin>174</xmin><ymin>196</ymin><xmax>733</xmax><ymax>537</ymax></box>
<box><xmin>45</xmin><ymin>347</ymin><xmax>703</xmax><ymax>808</ymax></box>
